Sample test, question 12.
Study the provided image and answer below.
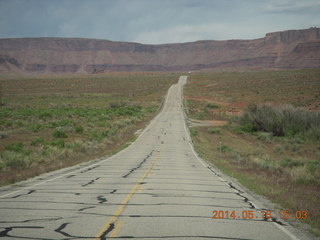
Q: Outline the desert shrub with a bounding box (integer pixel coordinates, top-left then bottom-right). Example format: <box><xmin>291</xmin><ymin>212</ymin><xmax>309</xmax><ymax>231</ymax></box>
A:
<box><xmin>306</xmin><ymin>126</ymin><xmax>320</xmax><ymax>142</ymax></box>
<box><xmin>50</xmin><ymin>139</ymin><xmax>65</xmax><ymax>148</ymax></box>
<box><xmin>290</xmin><ymin>166</ymin><xmax>313</xmax><ymax>183</ymax></box>
<box><xmin>1</xmin><ymin>151</ymin><xmax>28</xmax><ymax>169</ymax></box>
<box><xmin>27</xmin><ymin>123</ymin><xmax>42</xmax><ymax>132</ymax></box>
<box><xmin>5</xmin><ymin>142</ymin><xmax>24</xmax><ymax>152</ymax></box>
<box><xmin>30</xmin><ymin>137</ymin><xmax>45</xmax><ymax>146</ymax></box>
<box><xmin>57</xmin><ymin>119</ymin><xmax>74</xmax><ymax>127</ymax></box>
<box><xmin>254</xmin><ymin>132</ymin><xmax>273</xmax><ymax>143</ymax></box>
<box><xmin>284</xmin><ymin>143</ymin><xmax>301</xmax><ymax>152</ymax></box>
<box><xmin>233</xmin><ymin>126</ymin><xmax>244</xmax><ymax>135</ymax></box>
<box><xmin>16</xmin><ymin>121</ymin><xmax>24</xmax><ymax>127</ymax></box>
<box><xmin>208</xmin><ymin>127</ymin><xmax>221</xmax><ymax>134</ymax></box>
<box><xmin>273</xmin><ymin>145</ymin><xmax>283</xmax><ymax>154</ymax></box>
<box><xmin>238</xmin><ymin>104</ymin><xmax>320</xmax><ymax>140</ymax></box>
<box><xmin>196</xmin><ymin>112</ymin><xmax>204</xmax><ymax>120</ymax></box>
<box><xmin>101</xmin><ymin>130</ymin><xmax>109</xmax><ymax>138</ymax></box>
<box><xmin>305</xmin><ymin>160</ymin><xmax>320</xmax><ymax>176</ymax></box>
<box><xmin>37</xmin><ymin>111</ymin><xmax>52</xmax><ymax>120</ymax></box>
<box><xmin>88</xmin><ymin>130</ymin><xmax>110</xmax><ymax>141</ymax></box>
<box><xmin>253</xmin><ymin>155</ymin><xmax>275</xmax><ymax>169</ymax></box>
<box><xmin>108</xmin><ymin>128</ymin><xmax>118</xmax><ymax>136</ymax></box>
<box><xmin>52</xmin><ymin>129</ymin><xmax>68</xmax><ymax>138</ymax></box>
<box><xmin>190</xmin><ymin>128</ymin><xmax>198</xmax><ymax>137</ymax></box>
<box><xmin>207</xmin><ymin>103</ymin><xmax>220</xmax><ymax>109</ymax></box>
<box><xmin>46</xmin><ymin>122</ymin><xmax>59</xmax><ymax>129</ymax></box>
<box><xmin>74</xmin><ymin>125</ymin><xmax>84</xmax><ymax>134</ymax></box>
<box><xmin>279</xmin><ymin>158</ymin><xmax>303</xmax><ymax>168</ymax></box>
<box><xmin>217</xmin><ymin>145</ymin><xmax>231</xmax><ymax>153</ymax></box>
<box><xmin>4</xmin><ymin>121</ymin><xmax>13</xmax><ymax>127</ymax></box>
<box><xmin>109</xmin><ymin>101</ymin><xmax>127</xmax><ymax>108</ymax></box>
<box><xmin>41</xmin><ymin>146</ymin><xmax>53</xmax><ymax>156</ymax></box>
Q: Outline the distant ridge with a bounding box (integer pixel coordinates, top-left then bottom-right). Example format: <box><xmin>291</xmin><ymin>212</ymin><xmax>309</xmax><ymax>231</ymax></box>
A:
<box><xmin>0</xmin><ymin>27</ymin><xmax>319</xmax><ymax>73</ymax></box>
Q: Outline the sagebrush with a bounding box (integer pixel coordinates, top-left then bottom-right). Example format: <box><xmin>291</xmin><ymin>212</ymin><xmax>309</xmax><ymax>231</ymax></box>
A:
<box><xmin>238</xmin><ymin>104</ymin><xmax>320</xmax><ymax>141</ymax></box>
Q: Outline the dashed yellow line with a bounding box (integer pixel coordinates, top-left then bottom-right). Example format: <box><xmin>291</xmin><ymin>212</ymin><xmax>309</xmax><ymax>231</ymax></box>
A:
<box><xmin>93</xmin><ymin>148</ymin><xmax>160</xmax><ymax>239</ymax></box>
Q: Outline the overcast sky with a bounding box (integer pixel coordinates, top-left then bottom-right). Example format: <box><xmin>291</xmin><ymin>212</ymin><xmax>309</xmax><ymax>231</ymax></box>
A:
<box><xmin>0</xmin><ymin>0</ymin><xmax>319</xmax><ymax>44</ymax></box>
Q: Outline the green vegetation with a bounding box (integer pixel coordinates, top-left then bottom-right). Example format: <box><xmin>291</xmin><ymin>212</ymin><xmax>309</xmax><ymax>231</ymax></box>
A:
<box><xmin>189</xmin><ymin>128</ymin><xmax>198</xmax><ymax>137</ymax></box>
<box><xmin>185</xmin><ymin>69</ymin><xmax>320</xmax><ymax>236</ymax></box>
<box><xmin>206</xmin><ymin>103</ymin><xmax>220</xmax><ymax>109</ymax></box>
<box><xmin>0</xmin><ymin>72</ymin><xmax>179</xmax><ymax>185</ymax></box>
<box><xmin>208</xmin><ymin>127</ymin><xmax>221</xmax><ymax>134</ymax></box>
<box><xmin>52</xmin><ymin>129</ymin><xmax>68</xmax><ymax>138</ymax></box>
<box><xmin>238</xmin><ymin>104</ymin><xmax>320</xmax><ymax>140</ymax></box>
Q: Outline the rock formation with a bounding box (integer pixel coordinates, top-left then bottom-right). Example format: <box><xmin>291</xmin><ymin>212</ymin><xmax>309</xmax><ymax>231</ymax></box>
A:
<box><xmin>0</xmin><ymin>27</ymin><xmax>319</xmax><ymax>73</ymax></box>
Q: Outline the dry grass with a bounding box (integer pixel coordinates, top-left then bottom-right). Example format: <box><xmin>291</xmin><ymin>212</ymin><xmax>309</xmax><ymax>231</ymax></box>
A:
<box><xmin>0</xmin><ymin>72</ymin><xmax>179</xmax><ymax>185</ymax></box>
<box><xmin>185</xmin><ymin>69</ymin><xmax>320</xmax><ymax>236</ymax></box>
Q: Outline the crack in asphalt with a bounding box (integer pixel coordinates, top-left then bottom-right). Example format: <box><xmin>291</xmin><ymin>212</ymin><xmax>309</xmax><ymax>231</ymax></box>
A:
<box><xmin>11</xmin><ymin>190</ymin><xmax>35</xmax><ymax>199</ymax></box>
<box><xmin>66</xmin><ymin>175</ymin><xmax>75</xmax><ymax>178</ymax></box>
<box><xmin>227</xmin><ymin>183</ymin><xmax>256</xmax><ymax>210</ymax></box>
<box><xmin>79</xmin><ymin>206</ymin><xmax>96</xmax><ymax>212</ymax></box>
<box><xmin>202</xmin><ymin>158</ymin><xmax>287</xmax><ymax>227</ymax></box>
<box><xmin>0</xmin><ymin>217</ymin><xmax>62</xmax><ymax>224</ymax></box>
<box><xmin>227</xmin><ymin>183</ymin><xmax>285</xmax><ymax>226</ymax></box>
<box><xmin>100</xmin><ymin>223</ymin><xmax>115</xmax><ymax>240</ymax></box>
<box><xmin>54</xmin><ymin>222</ymin><xmax>73</xmax><ymax>237</ymax></box>
<box><xmin>82</xmin><ymin>177</ymin><xmax>100</xmax><ymax>187</ymax></box>
<box><xmin>122</xmin><ymin>150</ymin><xmax>154</xmax><ymax>178</ymax></box>
<box><xmin>80</xmin><ymin>165</ymin><xmax>100</xmax><ymax>173</ymax></box>
<box><xmin>97</xmin><ymin>195</ymin><xmax>107</xmax><ymax>204</ymax></box>
<box><xmin>0</xmin><ymin>226</ymin><xmax>43</xmax><ymax>238</ymax></box>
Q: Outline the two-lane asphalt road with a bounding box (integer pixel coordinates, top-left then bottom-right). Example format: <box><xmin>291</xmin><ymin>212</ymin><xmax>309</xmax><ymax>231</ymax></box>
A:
<box><xmin>0</xmin><ymin>76</ymin><xmax>303</xmax><ymax>239</ymax></box>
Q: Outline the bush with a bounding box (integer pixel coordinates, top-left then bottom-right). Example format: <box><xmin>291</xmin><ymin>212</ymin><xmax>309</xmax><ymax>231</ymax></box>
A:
<box><xmin>255</xmin><ymin>132</ymin><xmax>273</xmax><ymax>143</ymax></box>
<box><xmin>217</xmin><ymin>145</ymin><xmax>231</xmax><ymax>153</ymax></box>
<box><xmin>74</xmin><ymin>125</ymin><xmax>84</xmax><ymax>134</ymax></box>
<box><xmin>290</xmin><ymin>166</ymin><xmax>312</xmax><ymax>183</ymax></box>
<box><xmin>52</xmin><ymin>129</ymin><xmax>68</xmax><ymax>138</ymax></box>
<box><xmin>38</xmin><ymin>111</ymin><xmax>52</xmax><ymax>120</ymax></box>
<box><xmin>207</xmin><ymin>103</ymin><xmax>220</xmax><ymax>109</ymax></box>
<box><xmin>233</xmin><ymin>126</ymin><xmax>244</xmax><ymax>135</ymax></box>
<box><xmin>305</xmin><ymin>160</ymin><xmax>320</xmax><ymax>176</ymax></box>
<box><xmin>196</xmin><ymin>112</ymin><xmax>204</xmax><ymax>120</ymax></box>
<box><xmin>273</xmin><ymin>145</ymin><xmax>283</xmax><ymax>154</ymax></box>
<box><xmin>5</xmin><ymin>142</ymin><xmax>32</xmax><ymax>155</ymax></box>
<box><xmin>101</xmin><ymin>130</ymin><xmax>109</xmax><ymax>138</ymax></box>
<box><xmin>109</xmin><ymin>102</ymin><xmax>126</xmax><ymax>108</ymax></box>
<box><xmin>279</xmin><ymin>158</ymin><xmax>302</xmax><ymax>168</ymax></box>
<box><xmin>208</xmin><ymin>128</ymin><xmax>221</xmax><ymax>134</ymax></box>
<box><xmin>28</xmin><ymin>123</ymin><xmax>42</xmax><ymax>132</ymax></box>
<box><xmin>238</xmin><ymin>104</ymin><xmax>320</xmax><ymax>140</ymax></box>
<box><xmin>57</xmin><ymin>119</ymin><xmax>74</xmax><ymax>127</ymax></box>
<box><xmin>50</xmin><ymin>139</ymin><xmax>65</xmax><ymax>148</ymax></box>
<box><xmin>5</xmin><ymin>142</ymin><xmax>24</xmax><ymax>152</ymax></box>
<box><xmin>1</xmin><ymin>151</ymin><xmax>28</xmax><ymax>169</ymax></box>
<box><xmin>30</xmin><ymin>137</ymin><xmax>45</xmax><ymax>146</ymax></box>
<box><xmin>190</xmin><ymin>128</ymin><xmax>198</xmax><ymax>137</ymax></box>
<box><xmin>253</xmin><ymin>155</ymin><xmax>275</xmax><ymax>169</ymax></box>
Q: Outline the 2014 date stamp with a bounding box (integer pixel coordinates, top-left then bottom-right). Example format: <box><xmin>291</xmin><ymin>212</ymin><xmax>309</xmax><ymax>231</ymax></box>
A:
<box><xmin>212</xmin><ymin>210</ymin><xmax>308</xmax><ymax>220</ymax></box>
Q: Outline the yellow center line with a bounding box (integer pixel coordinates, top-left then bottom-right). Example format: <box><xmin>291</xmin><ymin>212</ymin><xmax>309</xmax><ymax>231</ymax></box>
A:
<box><xmin>108</xmin><ymin>221</ymin><xmax>125</xmax><ymax>238</ymax></box>
<box><xmin>93</xmin><ymin>148</ymin><xmax>161</xmax><ymax>239</ymax></box>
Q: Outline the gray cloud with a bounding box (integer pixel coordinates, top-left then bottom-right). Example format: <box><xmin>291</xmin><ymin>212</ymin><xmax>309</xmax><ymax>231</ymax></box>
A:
<box><xmin>0</xmin><ymin>0</ymin><xmax>319</xmax><ymax>43</ymax></box>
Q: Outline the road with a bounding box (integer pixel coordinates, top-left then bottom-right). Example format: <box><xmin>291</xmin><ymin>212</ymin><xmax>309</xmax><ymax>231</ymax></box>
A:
<box><xmin>0</xmin><ymin>76</ymin><xmax>303</xmax><ymax>239</ymax></box>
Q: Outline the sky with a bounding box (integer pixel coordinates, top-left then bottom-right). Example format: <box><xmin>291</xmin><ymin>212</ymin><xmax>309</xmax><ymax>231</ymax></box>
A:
<box><xmin>0</xmin><ymin>0</ymin><xmax>319</xmax><ymax>44</ymax></box>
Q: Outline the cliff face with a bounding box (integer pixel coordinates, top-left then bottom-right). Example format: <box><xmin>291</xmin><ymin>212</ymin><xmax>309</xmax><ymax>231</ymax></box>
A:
<box><xmin>0</xmin><ymin>28</ymin><xmax>319</xmax><ymax>73</ymax></box>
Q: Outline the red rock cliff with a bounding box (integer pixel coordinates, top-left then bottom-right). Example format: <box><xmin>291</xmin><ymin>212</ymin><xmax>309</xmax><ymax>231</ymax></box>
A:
<box><xmin>0</xmin><ymin>28</ymin><xmax>319</xmax><ymax>73</ymax></box>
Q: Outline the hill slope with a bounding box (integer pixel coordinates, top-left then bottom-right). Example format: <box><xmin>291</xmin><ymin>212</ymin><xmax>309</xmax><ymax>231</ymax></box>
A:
<box><xmin>0</xmin><ymin>28</ymin><xmax>319</xmax><ymax>73</ymax></box>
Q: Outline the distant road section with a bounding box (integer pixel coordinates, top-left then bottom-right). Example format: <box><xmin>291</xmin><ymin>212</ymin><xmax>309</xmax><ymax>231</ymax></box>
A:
<box><xmin>0</xmin><ymin>76</ymin><xmax>302</xmax><ymax>239</ymax></box>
